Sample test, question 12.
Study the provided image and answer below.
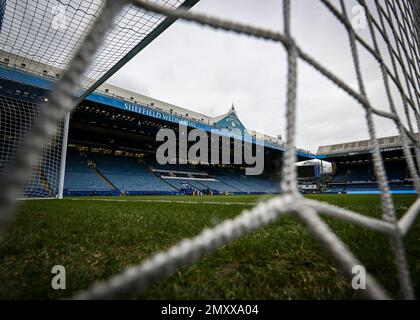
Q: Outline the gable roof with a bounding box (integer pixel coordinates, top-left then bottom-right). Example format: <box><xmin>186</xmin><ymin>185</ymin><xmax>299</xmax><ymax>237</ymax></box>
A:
<box><xmin>212</xmin><ymin>104</ymin><xmax>246</xmax><ymax>132</ymax></box>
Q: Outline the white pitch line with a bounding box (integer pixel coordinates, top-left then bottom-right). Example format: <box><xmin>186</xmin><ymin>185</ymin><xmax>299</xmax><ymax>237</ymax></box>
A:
<box><xmin>66</xmin><ymin>198</ymin><xmax>257</xmax><ymax>206</ymax></box>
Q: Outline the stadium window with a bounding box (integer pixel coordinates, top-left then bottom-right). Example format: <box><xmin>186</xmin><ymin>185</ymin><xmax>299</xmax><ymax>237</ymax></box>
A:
<box><xmin>358</xmin><ymin>141</ymin><xmax>369</xmax><ymax>147</ymax></box>
<box><xmin>43</xmin><ymin>69</ymin><xmax>48</xmax><ymax>75</ymax></box>
<box><xmin>20</xmin><ymin>63</ymin><xmax>26</xmax><ymax>69</ymax></box>
<box><xmin>331</xmin><ymin>145</ymin><xmax>340</xmax><ymax>151</ymax></box>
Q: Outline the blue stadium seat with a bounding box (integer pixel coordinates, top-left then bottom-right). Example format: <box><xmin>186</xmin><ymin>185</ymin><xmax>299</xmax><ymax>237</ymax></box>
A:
<box><xmin>92</xmin><ymin>154</ymin><xmax>177</xmax><ymax>193</ymax></box>
<box><xmin>64</xmin><ymin>149</ymin><xmax>114</xmax><ymax>194</ymax></box>
<box><xmin>64</xmin><ymin>151</ymin><xmax>281</xmax><ymax>196</ymax></box>
<box><xmin>327</xmin><ymin>160</ymin><xmax>414</xmax><ymax>194</ymax></box>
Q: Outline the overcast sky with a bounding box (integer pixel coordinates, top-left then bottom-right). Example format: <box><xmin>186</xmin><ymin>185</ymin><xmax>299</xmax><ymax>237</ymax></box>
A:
<box><xmin>107</xmin><ymin>0</ymin><xmax>412</xmax><ymax>153</ymax></box>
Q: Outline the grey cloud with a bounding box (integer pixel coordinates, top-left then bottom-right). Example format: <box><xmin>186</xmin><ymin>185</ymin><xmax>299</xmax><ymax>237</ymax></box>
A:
<box><xmin>108</xmin><ymin>0</ymin><xmax>409</xmax><ymax>153</ymax></box>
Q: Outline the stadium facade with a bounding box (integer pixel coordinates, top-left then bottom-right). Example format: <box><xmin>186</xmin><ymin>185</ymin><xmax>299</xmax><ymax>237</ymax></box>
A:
<box><xmin>317</xmin><ymin>135</ymin><xmax>418</xmax><ymax>194</ymax></box>
<box><xmin>0</xmin><ymin>0</ymin><xmax>416</xmax><ymax>198</ymax></box>
<box><xmin>0</xmin><ymin>49</ymin><xmax>417</xmax><ymax>197</ymax></box>
<box><xmin>0</xmin><ymin>49</ymin><xmax>317</xmax><ymax>197</ymax></box>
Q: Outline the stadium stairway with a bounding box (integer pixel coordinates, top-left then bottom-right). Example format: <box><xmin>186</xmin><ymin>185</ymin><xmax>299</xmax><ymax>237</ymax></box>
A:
<box><xmin>150</xmin><ymin>170</ymin><xmax>183</xmax><ymax>192</ymax></box>
<box><xmin>90</xmin><ymin>154</ymin><xmax>178</xmax><ymax>194</ymax></box>
<box><xmin>64</xmin><ymin>149</ymin><xmax>118</xmax><ymax>196</ymax></box>
<box><xmin>88</xmin><ymin>158</ymin><xmax>119</xmax><ymax>191</ymax></box>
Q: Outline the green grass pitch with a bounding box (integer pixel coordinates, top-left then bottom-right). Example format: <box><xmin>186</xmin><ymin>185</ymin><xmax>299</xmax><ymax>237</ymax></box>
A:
<box><xmin>0</xmin><ymin>194</ymin><xmax>419</xmax><ymax>299</ymax></box>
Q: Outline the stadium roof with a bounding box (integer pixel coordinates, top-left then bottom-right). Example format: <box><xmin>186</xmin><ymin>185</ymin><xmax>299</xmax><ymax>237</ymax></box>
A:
<box><xmin>99</xmin><ymin>82</ymin><xmax>211</xmax><ymax>123</ymax></box>
<box><xmin>0</xmin><ymin>54</ymin><xmax>315</xmax><ymax>158</ymax></box>
<box><xmin>317</xmin><ymin>133</ymin><xmax>420</xmax><ymax>157</ymax></box>
<box><xmin>96</xmin><ymin>82</ymin><xmax>287</xmax><ymax>145</ymax></box>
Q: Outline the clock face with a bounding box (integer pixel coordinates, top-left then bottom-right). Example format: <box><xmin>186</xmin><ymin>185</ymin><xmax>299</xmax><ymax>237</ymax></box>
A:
<box><xmin>231</xmin><ymin>121</ymin><xmax>236</xmax><ymax>127</ymax></box>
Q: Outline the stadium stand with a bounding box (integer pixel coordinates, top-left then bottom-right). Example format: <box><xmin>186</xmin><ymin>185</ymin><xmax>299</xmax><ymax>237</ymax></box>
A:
<box><xmin>318</xmin><ymin>136</ymin><xmax>416</xmax><ymax>194</ymax></box>
<box><xmin>90</xmin><ymin>154</ymin><xmax>178</xmax><ymax>195</ymax></box>
<box><xmin>211</xmin><ymin>171</ymin><xmax>264</xmax><ymax>193</ymax></box>
<box><xmin>64</xmin><ymin>149</ymin><xmax>117</xmax><ymax>196</ymax></box>
<box><xmin>0</xmin><ymin>57</ymin><xmax>310</xmax><ymax>198</ymax></box>
<box><xmin>62</xmin><ymin>149</ymin><xmax>281</xmax><ymax>195</ymax></box>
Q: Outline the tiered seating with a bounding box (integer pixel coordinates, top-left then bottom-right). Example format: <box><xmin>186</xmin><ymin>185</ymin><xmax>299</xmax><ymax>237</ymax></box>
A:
<box><xmin>194</xmin><ymin>179</ymin><xmax>238</xmax><ymax>193</ymax></box>
<box><xmin>64</xmin><ymin>150</ymin><xmax>114</xmax><ymax>195</ymax></box>
<box><xmin>92</xmin><ymin>154</ymin><xmax>177</xmax><ymax>194</ymax></box>
<box><xmin>325</xmin><ymin>185</ymin><xmax>345</xmax><ymax>193</ymax></box>
<box><xmin>327</xmin><ymin>160</ymin><xmax>414</xmax><ymax>194</ymax></box>
<box><xmin>64</xmin><ymin>152</ymin><xmax>283</xmax><ymax>196</ymax></box>
<box><xmin>153</xmin><ymin>160</ymin><xmax>273</xmax><ymax>193</ymax></box>
<box><xmin>245</xmin><ymin>175</ymin><xmax>281</xmax><ymax>193</ymax></box>
<box><xmin>145</xmin><ymin>160</ymin><xmax>202</xmax><ymax>174</ymax></box>
<box><xmin>216</xmin><ymin>175</ymin><xmax>261</xmax><ymax>193</ymax></box>
<box><xmin>210</xmin><ymin>168</ymin><xmax>272</xmax><ymax>193</ymax></box>
<box><xmin>162</xmin><ymin>178</ymin><xmax>186</xmax><ymax>190</ymax></box>
<box><xmin>346</xmin><ymin>164</ymin><xmax>373</xmax><ymax>182</ymax></box>
<box><xmin>332</xmin><ymin>166</ymin><xmax>346</xmax><ymax>183</ymax></box>
<box><xmin>343</xmin><ymin>183</ymin><xmax>379</xmax><ymax>193</ymax></box>
<box><xmin>385</xmin><ymin>161</ymin><xmax>406</xmax><ymax>181</ymax></box>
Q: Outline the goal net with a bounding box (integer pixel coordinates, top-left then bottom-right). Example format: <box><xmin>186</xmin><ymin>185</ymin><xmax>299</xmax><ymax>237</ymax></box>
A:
<box><xmin>0</xmin><ymin>0</ymin><xmax>420</xmax><ymax>299</ymax></box>
<box><xmin>0</xmin><ymin>0</ymin><xmax>192</xmax><ymax>198</ymax></box>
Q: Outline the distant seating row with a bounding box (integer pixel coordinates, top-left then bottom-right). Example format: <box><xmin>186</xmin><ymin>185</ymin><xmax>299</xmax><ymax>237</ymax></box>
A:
<box><xmin>63</xmin><ymin>150</ymin><xmax>280</xmax><ymax>195</ymax></box>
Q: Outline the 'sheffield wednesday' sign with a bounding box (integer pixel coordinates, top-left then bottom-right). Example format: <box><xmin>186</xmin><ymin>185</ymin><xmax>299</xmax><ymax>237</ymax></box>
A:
<box><xmin>123</xmin><ymin>102</ymin><xmax>198</xmax><ymax>129</ymax></box>
<box><xmin>0</xmin><ymin>65</ymin><xmax>312</xmax><ymax>156</ymax></box>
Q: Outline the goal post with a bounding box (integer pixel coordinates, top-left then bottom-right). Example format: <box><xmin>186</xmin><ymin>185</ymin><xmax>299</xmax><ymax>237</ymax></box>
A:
<box><xmin>58</xmin><ymin>111</ymin><xmax>70</xmax><ymax>199</ymax></box>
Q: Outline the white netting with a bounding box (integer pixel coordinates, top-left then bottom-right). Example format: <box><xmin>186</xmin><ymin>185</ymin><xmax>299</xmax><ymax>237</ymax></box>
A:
<box><xmin>0</xmin><ymin>94</ymin><xmax>63</xmax><ymax>198</ymax></box>
<box><xmin>0</xmin><ymin>0</ymin><xmax>186</xmax><ymax>91</ymax></box>
<box><xmin>0</xmin><ymin>0</ymin><xmax>419</xmax><ymax>299</ymax></box>
<box><xmin>0</xmin><ymin>0</ymin><xmax>193</xmax><ymax>199</ymax></box>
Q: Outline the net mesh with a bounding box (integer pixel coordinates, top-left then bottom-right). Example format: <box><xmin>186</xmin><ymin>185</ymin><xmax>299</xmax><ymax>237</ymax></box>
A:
<box><xmin>0</xmin><ymin>0</ymin><xmax>189</xmax><ymax>198</ymax></box>
<box><xmin>0</xmin><ymin>0</ymin><xmax>184</xmax><ymax>90</ymax></box>
<box><xmin>0</xmin><ymin>0</ymin><xmax>419</xmax><ymax>299</ymax></box>
<box><xmin>0</xmin><ymin>94</ymin><xmax>63</xmax><ymax>198</ymax></box>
